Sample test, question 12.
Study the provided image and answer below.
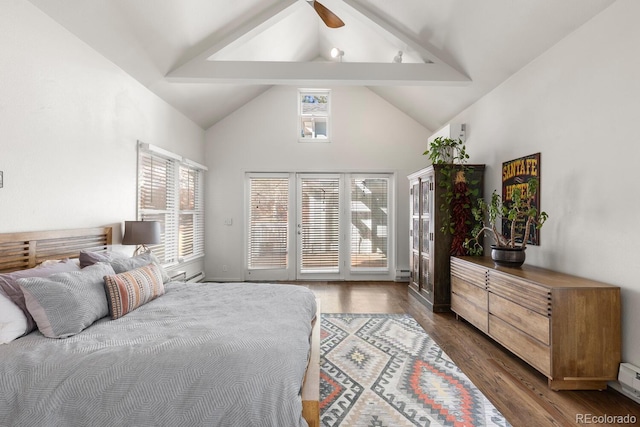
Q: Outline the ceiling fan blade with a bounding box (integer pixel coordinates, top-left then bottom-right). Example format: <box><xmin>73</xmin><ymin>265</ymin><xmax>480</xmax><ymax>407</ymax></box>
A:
<box><xmin>313</xmin><ymin>1</ymin><xmax>345</xmax><ymax>28</ymax></box>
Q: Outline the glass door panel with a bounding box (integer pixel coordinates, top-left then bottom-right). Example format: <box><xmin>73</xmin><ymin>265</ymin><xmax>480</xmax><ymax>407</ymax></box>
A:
<box><xmin>298</xmin><ymin>175</ymin><xmax>341</xmax><ymax>278</ymax></box>
<box><xmin>246</xmin><ymin>175</ymin><xmax>293</xmax><ymax>281</ymax></box>
<box><xmin>350</xmin><ymin>177</ymin><xmax>388</xmax><ymax>270</ymax></box>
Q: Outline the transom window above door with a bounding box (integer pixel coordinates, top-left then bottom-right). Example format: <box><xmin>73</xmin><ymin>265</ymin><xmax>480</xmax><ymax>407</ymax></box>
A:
<box><xmin>298</xmin><ymin>89</ymin><xmax>330</xmax><ymax>142</ymax></box>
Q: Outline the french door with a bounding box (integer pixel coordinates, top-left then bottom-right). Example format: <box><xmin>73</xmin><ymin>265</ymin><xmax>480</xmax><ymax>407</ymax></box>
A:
<box><xmin>246</xmin><ymin>174</ymin><xmax>292</xmax><ymax>281</ymax></box>
<box><xmin>297</xmin><ymin>174</ymin><xmax>342</xmax><ymax>279</ymax></box>
<box><xmin>245</xmin><ymin>172</ymin><xmax>393</xmax><ymax>281</ymax></box>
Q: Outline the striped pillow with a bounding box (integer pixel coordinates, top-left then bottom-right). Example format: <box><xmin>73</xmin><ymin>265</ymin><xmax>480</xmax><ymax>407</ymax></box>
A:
<box><xmin>103</xmin><ymin>264</ymin><xmax>165</xmax><ymax>320</ymax></box>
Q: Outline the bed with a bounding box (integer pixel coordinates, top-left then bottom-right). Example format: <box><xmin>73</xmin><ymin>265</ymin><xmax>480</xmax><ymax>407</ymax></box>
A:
<box><xmin>0</xmin><ymin>227</ymin><xmax>320</xmax><ymax>427</ymax></box>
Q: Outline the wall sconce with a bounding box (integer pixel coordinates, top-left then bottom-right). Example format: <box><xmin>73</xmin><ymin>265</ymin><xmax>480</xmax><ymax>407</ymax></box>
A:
<box><xmin>330</xmin><ymin>47</ymin><xmax>344</xmax><ymax>62</ymax></box>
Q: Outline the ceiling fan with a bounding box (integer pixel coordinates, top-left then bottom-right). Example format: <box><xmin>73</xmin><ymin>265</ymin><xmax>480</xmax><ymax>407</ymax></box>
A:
<box><xmin>307</xmin><ymin>1</ymin><xmax>345</xmax><ymax>28</ymax></box>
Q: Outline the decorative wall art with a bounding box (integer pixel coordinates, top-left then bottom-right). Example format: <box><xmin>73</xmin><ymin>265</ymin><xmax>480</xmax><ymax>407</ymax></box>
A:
<box><xmin>501</xmin><ymin>153</ymin><xmax>541</xmax><ymax>245</ymax></box>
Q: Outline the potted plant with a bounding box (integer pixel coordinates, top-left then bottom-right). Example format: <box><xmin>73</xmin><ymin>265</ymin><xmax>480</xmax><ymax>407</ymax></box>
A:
<box><xmin>423</xmin><ymin>136</ymin><xmax>469</xmax><ymax>166</ymax></box>
<box><xmin>465</xmin><ymin>177</ymin><xmax>548</xmax><ymax>267</ymax></box>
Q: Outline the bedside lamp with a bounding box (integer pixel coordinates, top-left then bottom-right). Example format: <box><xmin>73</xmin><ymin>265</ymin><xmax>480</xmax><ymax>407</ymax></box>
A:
<box><xmin>122</xmin><ymin>220</ymin><xmax>161</xmax><ymax>256</ymax></box>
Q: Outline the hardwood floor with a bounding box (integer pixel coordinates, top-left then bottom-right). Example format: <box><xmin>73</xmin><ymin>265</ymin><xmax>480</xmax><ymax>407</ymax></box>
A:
<box><xmin>289</xmin><ymin>281</ymin><xmax>640</xmax><ymax>427</ymax></box>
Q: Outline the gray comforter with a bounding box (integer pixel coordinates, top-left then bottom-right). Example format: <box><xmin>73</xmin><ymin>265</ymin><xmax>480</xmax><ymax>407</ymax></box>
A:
<box><xmin>0</xmin><ymin>282</ymin><xmax>317</xmax><ymax>427</ymax></box>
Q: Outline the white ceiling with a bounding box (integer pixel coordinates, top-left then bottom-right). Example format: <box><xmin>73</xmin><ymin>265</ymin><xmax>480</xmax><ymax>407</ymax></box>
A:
<box><xmin>28</xmin><ymin>0</ymin><xmax>615</xmax><ymax>131</ymax></box>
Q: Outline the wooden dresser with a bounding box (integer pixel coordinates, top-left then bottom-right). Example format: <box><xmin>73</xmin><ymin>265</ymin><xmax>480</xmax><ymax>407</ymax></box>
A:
<box><xmin>451</xmin><ymin>256</ymin><xmax>621</xmax><ymax>390</ymax></box>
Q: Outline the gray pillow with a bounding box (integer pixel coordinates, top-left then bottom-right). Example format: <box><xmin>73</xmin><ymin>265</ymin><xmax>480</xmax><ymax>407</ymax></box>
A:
<box><xmin>109</xmin><ymin>252</ymin><xmax>170</xmax><ymax>283</ymax></box>
<box><xmin>79</xmin><ymin>250</ymin><xmax>128</xmax><ymax>268</ymax></box>
<box><xmin>0</xmin><ymin>259</ymin><xmax>81</xmax><ymax>334</ymax></box>
<box><xmin>17</xmin><ymin>263</ymin><xmax>115</xmax><ymax>339</ymax></box>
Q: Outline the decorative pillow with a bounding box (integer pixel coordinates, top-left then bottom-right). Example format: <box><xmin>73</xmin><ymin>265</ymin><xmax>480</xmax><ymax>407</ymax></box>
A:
<box><xmin>0</xmin><ymin>259</ymin><xmax>81</xmax><ymax>335</ymax></box>
<box><xmin>39</xmin><ymin>258</ymin><xmax>82</xmax><ymax>268</ymax></box>
<box><xmin>79</xmin><ymin>250</ymin><xmax>128</xmax><ymax>268</ymax></box>
<box><xmin>0</xmin><ymin>293</ymin><xmax>28</xmax><ymax>344</ymax></box>
<box><xmin>103</xmin><ymin>264</ymin><xmax>165</xmax><ymax>320</ymax></box>
<box><xmin>17</xmin><ymin>263</ymin><xmax>115</xmax><ymax>339</ymax></box>
<box><xmin>39</xmin><ymin>258</ymin><xmax>67</xmax><ymax>267</ymax></box>
<box><xmin>109</xmin><ymin>252</ymin><xmax>170</xmax><ymax>283</ymax></box>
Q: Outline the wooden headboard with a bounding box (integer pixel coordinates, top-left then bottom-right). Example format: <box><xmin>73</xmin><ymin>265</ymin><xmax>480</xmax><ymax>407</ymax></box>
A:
<box><xmin>0</xmin><ymin>227</ymin><xmax>112</xmax><ymax>273</ymax></box>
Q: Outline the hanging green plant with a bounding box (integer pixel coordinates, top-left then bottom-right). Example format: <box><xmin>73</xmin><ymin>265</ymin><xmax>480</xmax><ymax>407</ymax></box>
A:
<box><xmin>450</xmin><ymin>170</ymin><xmax>472</xmax><ymax>255</ymax></box>
<box><xmin>423</xmin><ymin>137</ymin><xmax>480</xmax><ymax>255</ymax></box>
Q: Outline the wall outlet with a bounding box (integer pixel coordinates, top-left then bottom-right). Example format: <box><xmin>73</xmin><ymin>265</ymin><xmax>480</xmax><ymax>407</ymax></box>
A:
<box><xmin>222</xmin><ymin>264</ymin><xmax>228</xmax><ymax>272</ymax></box>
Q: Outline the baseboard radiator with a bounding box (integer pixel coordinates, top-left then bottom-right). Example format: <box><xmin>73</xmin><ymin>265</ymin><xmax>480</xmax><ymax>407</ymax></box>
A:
<box><xmin>186</xmin><ymin>271</ymin><xmax>205</xmax><ymax>283</ymax></box>
<box><xmin>614</xmin><ymin>363</ymin><xmax>640</xmax><ymax>404</ymax></box>
<box><xmin>394</xmin><ymin>269</ymin><xmax>410</xmax><ymax>282</ymax></box>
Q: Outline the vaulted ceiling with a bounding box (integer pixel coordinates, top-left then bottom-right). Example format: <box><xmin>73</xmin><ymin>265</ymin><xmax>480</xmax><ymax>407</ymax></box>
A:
<box><xmin>28</xmin><ymin>0</ymin><xmax>614</xmax><ymax>132</ymax></box>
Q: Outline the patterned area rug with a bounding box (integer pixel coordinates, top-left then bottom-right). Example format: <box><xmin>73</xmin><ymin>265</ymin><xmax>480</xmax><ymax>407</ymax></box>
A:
<box><xmin>319</xmin><ymin>314</ymin><xmax>511</xmax><ymax>427</ymax></box>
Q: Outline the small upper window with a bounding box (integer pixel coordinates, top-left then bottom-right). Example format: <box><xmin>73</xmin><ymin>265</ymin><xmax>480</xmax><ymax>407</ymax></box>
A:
<box><xmin>298</xmin><ymin>89</ymin><xmax>330</xmax><ymax>142</ymax></box>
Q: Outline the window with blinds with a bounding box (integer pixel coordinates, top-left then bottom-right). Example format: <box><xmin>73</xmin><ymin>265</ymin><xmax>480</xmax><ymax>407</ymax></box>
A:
<box><xmin>300</xmin><ymin>177</ymin><xmax>340</xmax><ymax>272</ymax></box>
<box><xmin>137</xmin><ymin>143</ymin><xmax>205</xmax><ymax>265</ymax></box>
<box><xmin>350</xmin><ymin>177</ymin><xmax>389</xmax><ymax>269</ymax></box>
<box><xmin>248</xmin><ymin>177</ymin><xmax>289</xmax><ymax>269</ymax></box>
<box><xmin>138</xmin><ymin>150</ymin><xmax>177</xmax><ymax>263</ymax></box>
<box><xmin>179</xmin><ymin>166</ymin><xmax>204</xmax><ymax>259</ymax></box>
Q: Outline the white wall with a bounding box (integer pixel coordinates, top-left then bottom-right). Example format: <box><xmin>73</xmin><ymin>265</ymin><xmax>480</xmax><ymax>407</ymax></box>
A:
<box><xmin>204</xmin><ymin>86</ymin><xmax>429</xmax><ymax>281</ymax></box>
<box><xmin>10</xmin><ymin>0</ymin><xmax>634</xmax><ymax>367</ymax></box>
<box><xmin>450</xmin><ymin>0</ymin><xmax>640</xmax><ymax>365</ymax></box>
<box><xmin>0</xmin><ymin>1</ymin><xmax>205</xmax><ymax>274</ymax></box>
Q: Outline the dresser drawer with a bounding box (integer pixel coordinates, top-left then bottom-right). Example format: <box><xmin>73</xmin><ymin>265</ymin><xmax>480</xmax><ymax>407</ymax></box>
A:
<box><xmin>489</xmin><ymin>293</ymin><xmax>550</xmax><ymax>345</ymax></box>
<box><xmin>489</xmin><ymin>314</ymin><xmax>551</xmax><ymax>376</ymax></box>
<box><xmin>452</xmin><ymin>276</ymin><xmax>487</xmax><ymax>309</ymax></box>
<box><xmin>488</xmin><ymin>270</ymin><xmax>550</xmax><ymax>316</ymax></box>
<box><xmin>451</xmin><ymin>258</ymin><xmax>488</xmax><ymax>284</ymax></box>
<box><xmin>452</xmin><ymin>293</ymin><xmax>488</xmax><ymax>333</ymax></box>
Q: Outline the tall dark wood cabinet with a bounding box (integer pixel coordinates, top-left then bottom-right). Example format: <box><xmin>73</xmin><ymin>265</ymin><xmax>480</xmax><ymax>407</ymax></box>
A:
<box><xmin>408</xmin><ymin>164</ymin><xmax>485</xmax><ymax>312</ymax></box>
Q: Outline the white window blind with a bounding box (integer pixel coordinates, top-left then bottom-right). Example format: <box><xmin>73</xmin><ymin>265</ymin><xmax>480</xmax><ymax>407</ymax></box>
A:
<box><xmin>245</xmin><ymin>172</ymin><xmax>393</xmax><ymax>278</ymax></box>
<box><xmin>137</xmin><ymin>143</ymin><xmax>205</xmax><ymax>265</ymax></box>
<box><xmin>138</xmin><ymin>150</ymin><xmax>177</xmax><ymax>264</ymax></box>
<box><xmin>178</xmin><ymin>165</ymin><xmax>204</xmax><ymax>260</ymax></box>
<box><xmin>300</xmin><ymin>177</ymin><xmax>340</xmax><ymax>272</ymax></box>
<box><xmin>350</xmin><ymin>177</ymin><xmax>389</xmax><ymax>269</ymax></box>
<box><xmin>248</xmin><ymin>177</ymin><xmax>289</xmax><ymax>269</ymax></box>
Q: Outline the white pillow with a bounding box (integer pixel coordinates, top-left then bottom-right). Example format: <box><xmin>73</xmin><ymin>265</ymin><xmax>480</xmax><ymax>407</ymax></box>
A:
<box><xmin>0</xmin><ymin>293</ymin><xmax>28</xmax><ymax>344</ymax></box>
<box><xmin>39</xmin><ymin>258</ymin><xmax>81</xmax><ymax>268</ymax></box>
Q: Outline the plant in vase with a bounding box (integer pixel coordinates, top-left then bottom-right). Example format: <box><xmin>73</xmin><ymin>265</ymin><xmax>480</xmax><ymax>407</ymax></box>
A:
<box><xmin>465</xmin><ymin>177</ymin><xmax>548</xmax><ymax>267</ymax></box>
<box><xmin>423</xmin><ymin>137</ymin><xmax>480</xmax><ymax>255</ymax></box>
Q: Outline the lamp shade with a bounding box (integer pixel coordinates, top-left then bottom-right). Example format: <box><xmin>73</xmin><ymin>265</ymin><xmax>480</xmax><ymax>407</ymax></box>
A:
<box><xmin>122</xmin><ymin>221</ymin><xmax>161</xmax><ymax>245</ymax></box>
